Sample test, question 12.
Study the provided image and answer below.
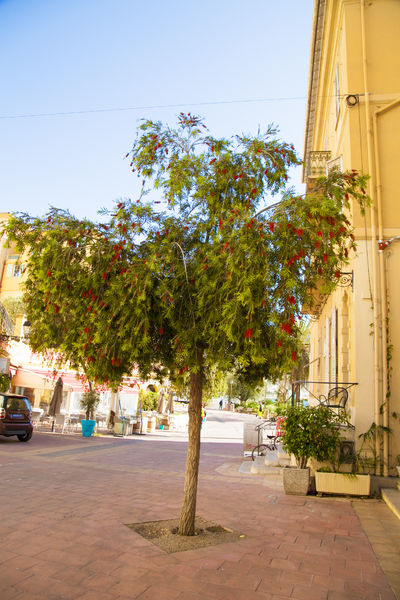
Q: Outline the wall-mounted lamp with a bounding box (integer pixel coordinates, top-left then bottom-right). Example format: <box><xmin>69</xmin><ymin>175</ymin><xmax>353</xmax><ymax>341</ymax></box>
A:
<box><xmin>345</xmin><ymin>94</ymin><xmax>359</xmax><ymax>107</ymax></box>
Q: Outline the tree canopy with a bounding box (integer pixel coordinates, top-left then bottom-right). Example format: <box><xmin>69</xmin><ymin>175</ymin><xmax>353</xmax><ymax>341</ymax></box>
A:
<box><xmin>6</xmin><ymin>114</ymin><xmax>368</xmax><ymax>388</ymax></box>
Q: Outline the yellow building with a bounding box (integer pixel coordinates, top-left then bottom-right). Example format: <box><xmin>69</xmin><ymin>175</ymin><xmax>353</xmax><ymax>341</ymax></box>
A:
<box><xmin>0</xmin><ymin>212</ymin><xmax>27</xmax><ymax>336</ymax></box>
<box><xmin>303</xmin><ymin>0</ymin><xmax>400</xmax><ymax>475</ymax></box>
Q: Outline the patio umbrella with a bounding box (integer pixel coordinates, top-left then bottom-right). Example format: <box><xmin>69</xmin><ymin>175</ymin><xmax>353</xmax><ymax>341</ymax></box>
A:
<box><xmin>48</xmin><ymin>376</ymin><xmax>63</xmax><ymax>418</ymax></box>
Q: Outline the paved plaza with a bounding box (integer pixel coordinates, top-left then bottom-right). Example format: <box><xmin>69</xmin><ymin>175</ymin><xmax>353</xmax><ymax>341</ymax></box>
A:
<box><xmin>0</xmin><ymin>409</ymin><xmax>399</xmax><ymax>600</ymax></box>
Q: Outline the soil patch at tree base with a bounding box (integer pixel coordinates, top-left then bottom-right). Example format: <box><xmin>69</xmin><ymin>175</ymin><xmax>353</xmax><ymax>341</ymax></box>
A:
<box><xmin>125</xmin><ymin>516</ymin><xmax>245</xmax><ymax>553</ymax></box>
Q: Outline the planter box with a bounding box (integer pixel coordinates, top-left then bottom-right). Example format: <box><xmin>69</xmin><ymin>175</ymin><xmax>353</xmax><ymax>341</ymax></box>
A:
<box><xmin>81</xmin><ymin>419</ymin><xmax>96</xmax><ymax>437</ymax></box>
<box><xmin>315</xmin><ymin>472</ymin><xmax>371</xmax><ymax>496</ymax></box>
<box><xmin>283</xmin><ymin>467</ymin><xmax>310</xmax><ymax>495</ymax></box>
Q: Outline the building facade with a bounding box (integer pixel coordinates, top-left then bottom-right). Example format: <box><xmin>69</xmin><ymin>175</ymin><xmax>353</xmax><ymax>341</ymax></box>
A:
<box><xmin>303</xmin><ymin>0</ymin><xmax>400</xmax><ymax>475</ymax></box>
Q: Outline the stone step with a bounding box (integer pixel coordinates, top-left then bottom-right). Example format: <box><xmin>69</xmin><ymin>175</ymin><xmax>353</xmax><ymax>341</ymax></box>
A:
<box><xmin>381</xmin><ymin>488</ymin><xmax>400</xmax><ymax>521</ymax></box>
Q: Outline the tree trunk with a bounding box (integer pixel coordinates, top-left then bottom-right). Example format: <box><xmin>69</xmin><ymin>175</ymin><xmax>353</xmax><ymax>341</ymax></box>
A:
<box><xmin>178</xmin><ymin>368</ymin><xmax>203</xmax><ymax>536</ymax></box>
<box><xmin>157</xmin><ymin>387</ymin><xmax>166</xmax><ymax>413</ymax></box>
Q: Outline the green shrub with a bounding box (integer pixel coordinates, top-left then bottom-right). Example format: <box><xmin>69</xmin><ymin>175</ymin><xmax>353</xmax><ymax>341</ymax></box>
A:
<box><xmin>0</xmin><ymin>374</ymin><xmax>10</xmax><ymax>393</ymax></box>
<box><xmin>138</xmin><ymin>390</ymin><xmax>158</xmax><ymax>412</ymax></box>
<box><xmin>281</xmin><ymin>405</ymin><xmax>342</xmax><ymax>469</ymax></box>
<box><xmin>80</xmin><ymin>390</ymin><xmax>100</xmax><ymax>420</ymax></box>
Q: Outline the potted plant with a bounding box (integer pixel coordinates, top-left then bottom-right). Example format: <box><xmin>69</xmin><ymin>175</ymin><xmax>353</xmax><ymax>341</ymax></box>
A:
<box><xmin>280</xmin><ymin>405</ymin><xmax>342</xmax><ymax>495</ymax></box>
<box><xmin>314</xmin><ymin>422</ymin><xmax>375</xmax><ymax>497</ymax></box>
<box><xmin>80</xmin><ymin>390</ymin><xmax>100</xmax><ymax>437</ymax></box>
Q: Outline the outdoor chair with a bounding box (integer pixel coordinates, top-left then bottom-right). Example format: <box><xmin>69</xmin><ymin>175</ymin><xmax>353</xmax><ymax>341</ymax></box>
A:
<box><xmin>30</xmin><ymin>411</ymin><xmax>42</xmax><ymax>428</ymax></box>
<box><xmin>53</xmin><ymin>414</ymin><xmax>66</xmax><ymax>432</ymax></box>
<box><xmin>318</xmin><ymin>386</ymin><xmax>348</xmax><ymax>411</ymax></box>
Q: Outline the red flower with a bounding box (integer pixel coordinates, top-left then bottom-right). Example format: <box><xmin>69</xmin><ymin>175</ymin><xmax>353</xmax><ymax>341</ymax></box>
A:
<box><xmin>252</xmin><ymin>188</ymin><xmax>257</xmax><ymax>194</ymax></box>
<box><xmin>219</xmin><ymin>220</ymin><xmax>224</xmax><ymax>229</ymax></box>
<box><xmin>314</xmin><ymin>241</ymin><xmax>320</xmax><ymax>249</ymax></box>
<box><xmin>329</xmin><ymin>231</ymin><xmax>335</xmax><ymax>239</ymax></box>
<box><xmin>297</xmin><ymin>229</ymin><xmax>303</xmax><ymax>236</ymax></box>
<box><xmin>209</xmin><ymin>158</ymin><xmax>217</xmax><ymax>164</ymax></box>
<box><xmin>287</xmin><ymin>295</ymin><xmax>295</xmax><ymax>305</ymax></box>
<box><xmin>159</xmin><ymin>327</ymin><xmax>163</xmax><ymax>335</ymax></box>
<box><xmin>323</xmin><ymin>253</ymin><xmax>328</xmax><ymax>263</ymax></box>
<box><xmin>277</xmin><ymin>340</ymin><xmax>283</xmax><ymax>347</ymax></box>
<box><xmin>269</xmin><ymin>222</ymin><xmax>275</xmax><ymax>232</ymax></box>
<box><xmin>244</xmin><ymin>328</ymin><xmax>253</xmax><ymax>339</ymax></box>
<box><xmin>47</xmin><ymin>270</ymin><xmax>52</xmax><ymax>277</ymax></box>
<box><xmin>335</xmin><ymin>271</ymin><xmax>341</xmax><ymax>278</ymax></box>
<box><xmin>317</xmin><ymin>230</ymin><xmax>323</xmax><ymax>237</ymax></box>
<box><xmin>291</xmin><ymin>351</ymin><xmax>297</xmax><ymax>362</ymax></box>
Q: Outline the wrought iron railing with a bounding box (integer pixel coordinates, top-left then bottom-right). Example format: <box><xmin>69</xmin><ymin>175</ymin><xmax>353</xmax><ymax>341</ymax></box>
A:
<box><xmin>307</xmin><ymin>150</ymin><xmax>331</xmax><ymax>178</ymax></box>
<box><xmin>291</xmin><ymin>380</ymin><xmax>358</xmax><ymax>409</ymax></box>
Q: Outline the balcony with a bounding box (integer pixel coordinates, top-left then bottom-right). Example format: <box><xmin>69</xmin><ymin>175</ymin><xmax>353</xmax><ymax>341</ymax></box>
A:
<box><xmin>306</xmin><ymin>150</ymin><xmax>332</xmax><ymax>179</ymax></box>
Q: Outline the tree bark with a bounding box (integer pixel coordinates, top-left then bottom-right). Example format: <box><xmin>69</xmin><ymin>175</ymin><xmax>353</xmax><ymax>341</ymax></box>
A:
<box><xmin>178</xmin><ymin>368</ymin><xmax>203</xmax><ymax>536</ymax></box>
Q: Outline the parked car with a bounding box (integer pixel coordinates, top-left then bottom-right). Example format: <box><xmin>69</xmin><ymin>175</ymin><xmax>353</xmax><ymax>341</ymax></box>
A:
<box><xmin>0</xmin><ymin>393</ymin><xmax>33</xmax><ymax>442</ymax></box>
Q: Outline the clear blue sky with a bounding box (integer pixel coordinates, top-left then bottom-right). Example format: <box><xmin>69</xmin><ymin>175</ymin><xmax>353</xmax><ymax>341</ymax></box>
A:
<box><xmin>0</xmin><ymin>0</ymin><xmax>313</xmax><ymax>221</ymax></box>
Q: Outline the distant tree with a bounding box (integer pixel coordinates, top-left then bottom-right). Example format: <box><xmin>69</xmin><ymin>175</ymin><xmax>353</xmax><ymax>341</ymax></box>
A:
<box><xmin>2</xmin><ymin>297</ymin><xmax>25</xmax><ymax>330</ymax></box>
<box><xmin>7</xmin><ymin>114</ymin><xmax>369</xmax><ymax>535</ymax></box>
<box><xmin>228</xmin><ymin>376</ymin><xmax>261</xmax><ymax>405</ymax></box>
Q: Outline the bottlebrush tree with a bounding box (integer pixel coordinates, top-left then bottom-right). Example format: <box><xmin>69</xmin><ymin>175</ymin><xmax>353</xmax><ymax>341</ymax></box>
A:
<box><xmin>6</xmin><ymin>114</ymin><xmax>369</xmax><ymax>535</ymax></box>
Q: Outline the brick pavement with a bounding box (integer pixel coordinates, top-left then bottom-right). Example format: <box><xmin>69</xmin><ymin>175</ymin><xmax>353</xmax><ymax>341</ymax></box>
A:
<box><xmin>0</xmin><ymin>426</ymin><xmax>397</xmax><ymax>600</ymax></box>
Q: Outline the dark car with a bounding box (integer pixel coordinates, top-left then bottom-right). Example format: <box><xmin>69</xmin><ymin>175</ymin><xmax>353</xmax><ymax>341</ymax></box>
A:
<box><xmin>0</xmin><ymin>393</ymin><xmax>33</xmax><ymax>442</ymax></box>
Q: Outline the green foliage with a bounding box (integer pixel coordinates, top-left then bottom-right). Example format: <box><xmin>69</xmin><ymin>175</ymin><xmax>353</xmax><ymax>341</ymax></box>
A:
<box><xmin>80</xmin><ymin>390</ymin><xmax>100</xmax><ymax>420</ymax></box>
<box><xmin>229</xmin><ymin>376</ymin><xmax>261</xmax><ymax>404</ymax></box>
<box><xmin>280</xmin><ymin>405</ymin><xmax>342</xmax><ymax>469</ymax></box>
<box><xmin>0</xmin><ymin>374</ymin><xmax>10</xmax><ymax>393</ymax></box>
<box><xmin>271</xmin><ymin>400</ymin><xmax>287</xmax><ymax>416</ymax></box>
<box><xmin>138</xmin><ymin>389</ymin><xmax>158</xmax><ymax>411</ymax></box>
<box><xmin>2</xmin><ymin>297</ymin><xmax>25</xmax><ymax>328</ymax></box>
<box><xmin>242</xmin><ymin>400</ymin><xmax>259</xmax><ymax>413</ymax></box>
<box><xmin>356</xmin><ymin>422</ymin><xmax>392</xmax><ymax>474</ymax></box>
<box><xmin>6</xmin><ymin>115</ymin><xmax>370</xmax><ymax>392</ymax></box>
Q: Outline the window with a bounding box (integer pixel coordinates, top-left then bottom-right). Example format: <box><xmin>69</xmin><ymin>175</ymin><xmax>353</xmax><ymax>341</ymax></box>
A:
<box><xmin>6</xmin><ymin>263</ymin><xmax>24</xmax><ymax>277</ymax></box>
<box><xmin>0</xmin><ymin>394</ymin><xmax>31</xmax><ymax>411</ymax></box>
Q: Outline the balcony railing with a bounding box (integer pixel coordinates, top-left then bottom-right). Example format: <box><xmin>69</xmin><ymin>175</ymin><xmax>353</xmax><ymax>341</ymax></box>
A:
<box><xmin>291</xmin><ymin>380</ymin><xmax>358</xmax><ymax>410</ymax></box>
<box><xmin>306</xmin><ymin>151</ymin><xmax>332</xmax><ymax>178</ymax></box>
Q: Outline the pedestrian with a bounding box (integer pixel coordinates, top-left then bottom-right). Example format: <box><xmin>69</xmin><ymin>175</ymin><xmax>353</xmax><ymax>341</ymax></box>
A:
<box><xmin>257</xmin><ymin>402</ymin><xmax>263</xmax><ymax>418</ymax></box>
<box><xmin>219</xmin><ymin>398</ymin><xmax>223</xmax><ymax>410</ymax></box>
<box><xmin>201</xmin><ymin>403</ymin><xmax>207</xmax><ymax>428</ymax></box>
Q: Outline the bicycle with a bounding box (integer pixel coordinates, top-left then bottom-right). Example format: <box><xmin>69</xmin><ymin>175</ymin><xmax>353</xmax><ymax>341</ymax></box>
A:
<box><xmin>251</xmin><ymin>419</ymin><xmax>283</xmax><ymax>461</ymax></box>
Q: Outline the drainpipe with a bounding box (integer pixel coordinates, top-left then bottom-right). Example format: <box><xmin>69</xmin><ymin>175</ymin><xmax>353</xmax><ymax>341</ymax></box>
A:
<box><xmin>373</xmin><ymin>99</ymin><xmax>400</xmax><ymax>476</ymax></box>
<box><xmin>360</xmin><ymin>0</ymin><xmax>381</xmax><ymax>473</ymax></box>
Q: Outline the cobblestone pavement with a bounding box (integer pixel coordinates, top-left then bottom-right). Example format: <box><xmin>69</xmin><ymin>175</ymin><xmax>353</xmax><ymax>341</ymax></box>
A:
<box><xmin>0</xmin><ymin>410</ymin><xmax>398</xmax><ymax>600</ymax></box>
